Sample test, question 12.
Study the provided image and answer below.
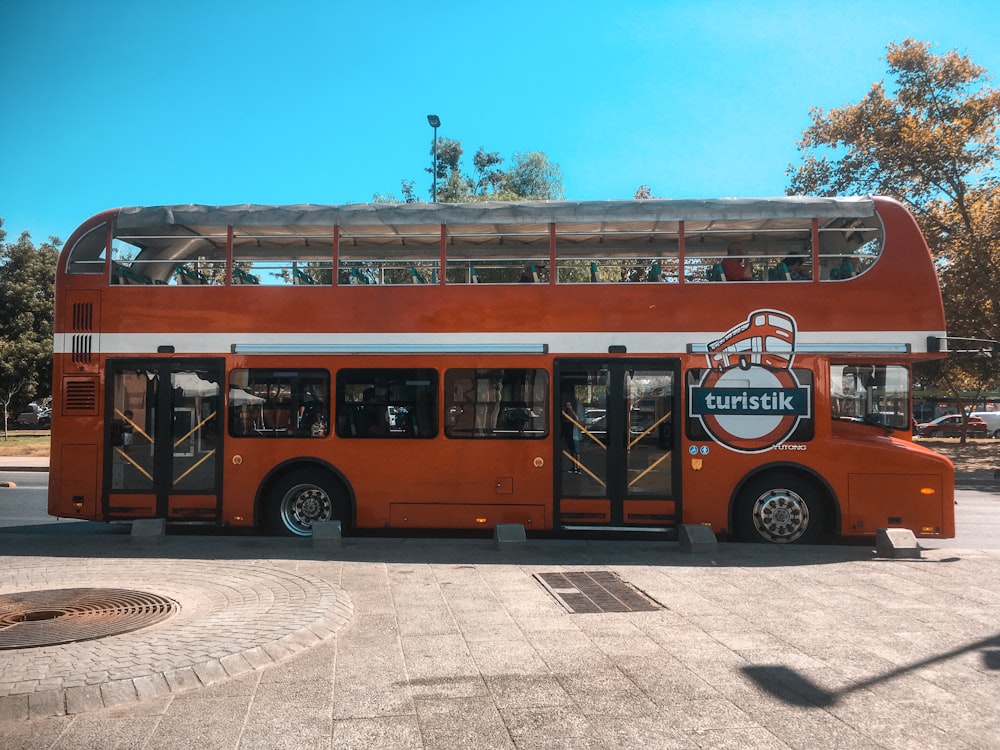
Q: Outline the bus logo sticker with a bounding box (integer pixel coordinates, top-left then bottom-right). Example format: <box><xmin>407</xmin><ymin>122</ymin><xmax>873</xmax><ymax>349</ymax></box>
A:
<box><xmin>689</xmin><ymin>309</ymin><xmax>811</xmax><ymax>453</ymax></box>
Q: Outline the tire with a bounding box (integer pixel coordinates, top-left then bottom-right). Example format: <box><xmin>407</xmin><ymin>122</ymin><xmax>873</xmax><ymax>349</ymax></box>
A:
<box><xmin>993</xmin><ymin>429</ymin><xmax>1000</xmax><ymax>439</ymax></box>
<box><xmin>267</xmin><ymin>469</ymin><xmax>347</xmax><ymax>537</ymax></box>
<box><xmin>735</xmin><ymin>471</ymin><xmax>826</xmax><ymax>544</ymax></box>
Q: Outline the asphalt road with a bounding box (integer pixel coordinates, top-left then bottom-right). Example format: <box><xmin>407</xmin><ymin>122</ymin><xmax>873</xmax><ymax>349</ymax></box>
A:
<box><xmin>1</xmin><ymin>472</ymin><xmax>998</xmax><ymax>547</ymax></box>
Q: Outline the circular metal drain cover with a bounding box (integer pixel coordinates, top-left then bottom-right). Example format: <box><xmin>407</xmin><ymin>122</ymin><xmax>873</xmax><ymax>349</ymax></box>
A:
<box><xmin>0</xmin><ymin>588</ymin><xmax>178</xmax><ymax>649</ymax></box>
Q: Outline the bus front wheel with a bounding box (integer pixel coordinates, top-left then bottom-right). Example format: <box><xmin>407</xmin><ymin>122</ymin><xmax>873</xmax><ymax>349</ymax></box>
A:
<box><xmin>736</xmin><ymin>472</ymin><xmax>825</xmax><ymax>544</ymax></box>
<box><xmin>267</xmin><ymin>469</ymin><xmax>345</xmax><ymax>537</ymax></box>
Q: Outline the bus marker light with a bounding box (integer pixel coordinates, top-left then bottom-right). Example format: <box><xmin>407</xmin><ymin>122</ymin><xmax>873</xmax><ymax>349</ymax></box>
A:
<box><xmin>475</xmin><ymin>517</ymin><xmax>488</xmax><ymax>524</ymax></box>
<box><xmin>534</xmin><ymin>457</ymin><xmax>544</xmax><ymax>468</ymax></box>
<box><xmin>233</xmin><ymin>515</ymin><xmax>245</xmax><ymax>522</ymax></box>
<box><xmin>921</xmin><ymin>525</ymin><xmax>939</xmax><ymax>534</ymax></box>
<box><xmin>232</xmin><ymin>455</ymin><xmax>243</xmax><ymax>465</ymax></box>
<box><xmin>919</xmin><ymin>487</ymin><xmax>935</xmax><ymax>495</ymax></box>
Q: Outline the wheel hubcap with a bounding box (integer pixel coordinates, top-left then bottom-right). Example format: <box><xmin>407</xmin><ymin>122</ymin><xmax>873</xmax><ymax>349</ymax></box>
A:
<box><xmin>752</xmin><ymin>489</ymin><xmax>809</xmax><ymax>543</ymax></box>
<box><xmin>281</xmin><ymin>484</ymin><xmax>333</xmax><ymax>536</ymax></box>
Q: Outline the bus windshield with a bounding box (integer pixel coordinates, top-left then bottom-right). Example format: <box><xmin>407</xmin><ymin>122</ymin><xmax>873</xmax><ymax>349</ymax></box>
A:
<box><xmin>831</xmin><ymin>365</ymin><xmax>910</xmax><ymax>430</ymax></box>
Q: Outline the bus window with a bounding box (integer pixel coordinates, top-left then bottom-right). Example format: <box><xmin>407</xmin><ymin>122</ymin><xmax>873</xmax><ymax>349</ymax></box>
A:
<box><xmin>338</xmin><ymin>224</ymin><xmax>440</xmax><ymax>285</ymax></box>
<box><xmin>555</xmin><ymin>221</ymin><xmax>680</xmax><ymax>284</ymax></box>
<box><xmin>443</xmin><ymin>224</ymin><xmax>549</xmax><ymax>284</ymax></box>
<box><xmin>831</xmin><ymin>365</ymin><xmax>909</xmax><ymax>429</ymax></box>
<box><xmin>682</xmin><ymin>219</ymin><xmax>814</xmax><ymax>283</ymax></box>
<box><xmin>335</xmin><ymin>368</ymin><xmax>437</xmax><ymax>438</ymax></box>
<box><xmin>229</xmin><ymin>369</ymin><xmax>330</xmax><ymax>437</ymax></box>
<box><xmin>66</xmin><ymin>222</ymin><xmax>108</xmax><ymax>274</ymax></box>
<box><xmin>818</xmin><ymin>214</ymin><xmax>883</xmax><ymax>280</ymax></box>
<box><xmin>445</xmin><ymin>369</ymin><xmax>548</xmax><ymax>438</ymax></box>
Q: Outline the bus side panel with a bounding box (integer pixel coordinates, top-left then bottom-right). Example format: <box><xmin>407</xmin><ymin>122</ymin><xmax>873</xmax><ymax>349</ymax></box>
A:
<box><xmin>221</xmin><ymin>457</ymin><xmax>264</xmax><ymax>527</ymax></box>
<box><xmin>845</xmin><ymin>473</ymin><xmax>953</xmax><ymax>538</ymax></box>
<box><xmin>388</xmin><ymin>503</ymin><xmax>546</xmax><ymax>530</ymax></box>
<box><xmin>228</xmin><ymin>437</ymin><xmax>555</xmax><ymax>531</ymax></box>
<box><xmin>350</xmin><ymin>439</ymin><xmax>554</xmax><ymax>530</ymax></box>
<box><xmin>49</xmin><ymin>443</ymin><xmax>99</xmax><ymax>519</ymax></box>
<box><xmin>677</xmin><ymin>453</ymin><xmax>734</xmax><ymax>534</ymax></box>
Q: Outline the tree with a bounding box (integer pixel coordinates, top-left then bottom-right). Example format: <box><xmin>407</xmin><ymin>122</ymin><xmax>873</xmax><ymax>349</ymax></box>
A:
<box><xmin>375</xmin><ymin>138</ymin><xmax>564</xmax><ymax>203</ymax></box>
<box><xmin>787</xmin><ymin>39</ymin><xmax>1000</xmax><ymax>433</ymax></box>
<box><xmin>500</xmin><ymin>152</ymin><xmax>564</xmax><ymax>201</ymax></box>
<box><xmin>0</xmin><ymin>220</ymin><xmax>59</xmax><ymax>436</ymax></box>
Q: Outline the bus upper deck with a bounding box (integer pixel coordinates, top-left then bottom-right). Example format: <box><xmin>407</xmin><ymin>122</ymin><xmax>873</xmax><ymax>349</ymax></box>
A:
<box><xmin>56</xmin><ymin>196</ymin><xmax>946</xmax><ymax>359</ymax></box>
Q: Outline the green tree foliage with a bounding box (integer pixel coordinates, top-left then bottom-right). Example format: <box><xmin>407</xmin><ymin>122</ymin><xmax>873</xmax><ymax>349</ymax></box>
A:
<box><xmin>0</xmin><ymin>219</ymin><xmax>59</xmax><ymax>431</ymax></box>
<box><xmin>787</xmin><ymin>39</ymin><xmax>1000</xmax><ymax>423</ymax></box>
<box><xmin>377</xmin><ymin>138</ymin><xmax>564</xmax><ymax>203</ymax></box>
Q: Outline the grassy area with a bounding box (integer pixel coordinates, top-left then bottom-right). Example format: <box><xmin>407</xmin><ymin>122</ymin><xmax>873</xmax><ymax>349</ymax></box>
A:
<box><xmin>0</xmin><ymin>431</ymin><xmax>51</xmax><ymax>457</ymax></box>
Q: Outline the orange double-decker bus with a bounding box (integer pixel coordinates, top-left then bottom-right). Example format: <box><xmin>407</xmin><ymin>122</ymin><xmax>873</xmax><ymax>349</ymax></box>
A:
<box><xmin>48</xmin><ymin>196</ymin><xmax>954</xmax><ymax>543</ymax></box>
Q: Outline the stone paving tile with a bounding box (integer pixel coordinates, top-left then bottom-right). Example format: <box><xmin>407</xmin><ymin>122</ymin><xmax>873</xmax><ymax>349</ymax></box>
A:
<box><xmin>0</xmin><ymin>557</ymin><xmax>352</xmax><ymax>717</ymax></box>
<box><xmin>0</xmin><ymin>538</ymin><xmax>998</xmax><ymax>749</ymax></box>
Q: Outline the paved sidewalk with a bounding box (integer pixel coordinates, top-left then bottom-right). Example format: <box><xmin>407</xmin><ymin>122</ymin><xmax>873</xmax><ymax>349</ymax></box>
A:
<box><xmin>0</xmin><ymin>532</ymin><xmax>998</xmax><ymax>749</ymax></box>
<box><xmin>0</xmin><ymin>456</ymin><xmax>48</xmax><ymax>474</ymax></box>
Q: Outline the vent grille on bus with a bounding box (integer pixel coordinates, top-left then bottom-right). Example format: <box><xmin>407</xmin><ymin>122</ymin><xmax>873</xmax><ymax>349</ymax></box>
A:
<box><xmin>72</xmin><ymin>302</ymin><xmax>94</xmax><ymax>331</ymax></box>
<box><xmin>71</xmin><ymin>335</ymin><xmax>93</xmax><ymax>364</ymax></box>
<box><xmin>62</xmin><ymin>378</ymin><xmax>99</xmax><ymax>416</ymax></box>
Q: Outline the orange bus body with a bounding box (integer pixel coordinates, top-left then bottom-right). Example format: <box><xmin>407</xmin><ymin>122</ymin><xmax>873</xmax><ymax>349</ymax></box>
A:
<box><xmin>48</xmin><ymin>197</ymin><xmax>955</xmax><ymax>542</ymax></box>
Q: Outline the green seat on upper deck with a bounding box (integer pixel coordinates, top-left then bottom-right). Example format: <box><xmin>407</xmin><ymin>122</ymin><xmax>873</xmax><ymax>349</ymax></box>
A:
<box><xmin>117</xmin><ymin>265</ymin><xmax>153</xmax><ymax>285</ymax></box>
<box><xmin>174</xmin><ymin>264</ymin><xmax>209</xmax><ymax>285</ymax></box>
<box><xmin>768</xmin><ymin>262</ymin><xmax>791</xmax><ymax>281</ymax></box>
<box><xmin>293</xmin><ymin>268</ymin><xmax>318</xmax><ymax>285</ymax></box>
<box><xmin>232</xmin><ymin>267</ymin><xmax>260</xmax><ymax>285</ymax></box>
<box><xmin>830</xmin><ymin>259</ymin><xmax>857</xmax><ymax>280</ymax></box>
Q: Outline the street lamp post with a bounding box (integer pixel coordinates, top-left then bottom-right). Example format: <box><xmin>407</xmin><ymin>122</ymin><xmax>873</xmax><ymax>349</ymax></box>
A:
<box><xmin>427</xmin><ymin>114</ymin><xmax>440</xmax><ymax>202</ymax></box>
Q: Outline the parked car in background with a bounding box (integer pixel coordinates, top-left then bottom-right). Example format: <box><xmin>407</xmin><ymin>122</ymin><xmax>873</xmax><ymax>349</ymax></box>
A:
<box><xmin>969</xmin><ymin>411</ymin><xmax>1000</xmax><ymax>439</ymax></box>
<box><xmin>915</xmin><ymin>414</ymin><xmax>989</xmax><ymax>438</ymax></box>
<box><xmin>14</xmin><ymin>403</ymin><xmax>51</xmax><ymax>428</ymax></box>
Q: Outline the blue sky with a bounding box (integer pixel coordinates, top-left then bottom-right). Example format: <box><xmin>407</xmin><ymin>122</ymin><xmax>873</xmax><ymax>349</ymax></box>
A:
<box><xmin>2</xmin><ymin>0</ymin><xmax>999</xmax><ymax>244</ymax></box>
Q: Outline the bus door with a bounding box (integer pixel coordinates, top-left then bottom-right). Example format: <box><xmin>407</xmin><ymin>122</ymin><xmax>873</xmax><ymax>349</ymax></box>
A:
<box><xmin>555</xmin><ymin>360</ymin><xmax>679</xmax><ymax>532</ymax></box>
<box><xmin>105</xmin><ymin>359</ymin><xmax>224</xmax><ymax>521</ymax></box>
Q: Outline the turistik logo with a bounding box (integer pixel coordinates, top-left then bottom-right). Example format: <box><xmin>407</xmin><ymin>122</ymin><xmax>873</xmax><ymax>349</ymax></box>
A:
<box><xmin>689</xmin><ymin>310</ymin><xmax>811</xmax><ymax>453</ymax></box>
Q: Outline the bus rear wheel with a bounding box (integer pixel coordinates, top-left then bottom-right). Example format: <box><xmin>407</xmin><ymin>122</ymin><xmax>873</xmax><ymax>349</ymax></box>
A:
<box><xmin>736</xmin><ymin>472</ymin><xmax>825</xmax><ymax>544</ymax></box>
<box><xmin>267</xmin><ymin>469</ymin><xmax>344</xmax><ymax>537</ymax></box>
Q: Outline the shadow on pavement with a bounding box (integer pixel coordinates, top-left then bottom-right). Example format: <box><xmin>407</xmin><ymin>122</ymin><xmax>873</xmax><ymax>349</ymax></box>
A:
<box><xmin>0</xmin><ymin>527</ymin><xmax>904</xmax><ymax>569</ymax></box>
<box><xmin>743</xmin><ymin>631</ymin><xmax>1000</xmax><ymax>708</ymax></box>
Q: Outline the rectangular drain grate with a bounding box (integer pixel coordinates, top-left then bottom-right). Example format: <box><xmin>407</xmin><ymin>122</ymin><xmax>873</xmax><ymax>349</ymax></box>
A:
<box><xmin>535</xmin><ymin>571</ymin><xmax>662</xmax><ymax>614</ymax></box>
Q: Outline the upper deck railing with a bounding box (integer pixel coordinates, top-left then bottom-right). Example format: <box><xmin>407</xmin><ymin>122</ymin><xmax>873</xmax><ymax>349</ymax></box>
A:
<box><xmin>60</xmin><ymin>197</ymin><xmax>885</xmax><ymax>287</ymax></box>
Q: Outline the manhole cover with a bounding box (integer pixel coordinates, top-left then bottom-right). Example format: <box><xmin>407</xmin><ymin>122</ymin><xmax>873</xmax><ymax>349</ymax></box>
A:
<box><xmin>535</xmin><ymin>571</ymin><xmax>662</xmax><ymax>614</ymax></box>
<box><xmin>0</xmin><ymin>588</ymin><xmax>178</xmax><ymax>649</ymax></box>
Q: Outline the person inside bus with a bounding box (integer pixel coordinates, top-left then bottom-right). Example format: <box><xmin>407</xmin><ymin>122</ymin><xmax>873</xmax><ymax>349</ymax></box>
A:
<box><xmin>122</xmin><ymin>410</ymin><xmax>135</xmax><ymax>449</ymax></box>
<box><xmin>298</xmin><ymin>387</ymin><xmax>326</xmax><ymax>436</ymax></box>
<box><xmin>782</xmin><ymin>254</ymin><xmax>811</xmax><ymax>280</ymax></box>
<box><xmin>354</xmin><ymin>387</ymin><xmax>388</xmax><ymax>436</ymax></box>
<box><xmin>722</xmin><ymin>240</ymin><xmax>753</xmax><ymax>281</ymax></box>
